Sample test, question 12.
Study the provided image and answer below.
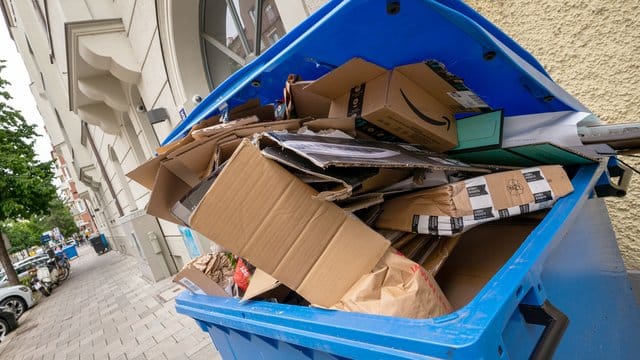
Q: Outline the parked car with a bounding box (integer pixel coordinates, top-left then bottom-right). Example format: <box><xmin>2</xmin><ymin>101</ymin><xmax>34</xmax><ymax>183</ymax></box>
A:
<box><xmin>0</xmin><ymin>254</ymin><xmax>49</xmax><ymax>287</ymax></box>
<box><xmin>0</xmin><ymin>285</ymin><xmax>36</xmax><ymax>319</ymax></box>
<box><xmin>0</xmin><ymin>306</ymin><xmax>18</xmax><ymax>341</ymax></box>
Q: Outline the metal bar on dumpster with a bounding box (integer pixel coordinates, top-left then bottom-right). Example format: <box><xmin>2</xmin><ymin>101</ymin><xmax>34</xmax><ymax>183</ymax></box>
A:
<box><xmin>254</xmin><ymin>0</ymin><xmax>263</xmax><ymax>56</ymax></box>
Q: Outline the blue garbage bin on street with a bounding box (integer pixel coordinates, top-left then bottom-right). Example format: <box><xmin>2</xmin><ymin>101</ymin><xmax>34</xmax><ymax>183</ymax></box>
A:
<box><xmin>61</xmin><ymin>245</ymin><xmax>78</xmax><ymax>260</ymax></box>
<box><xmin>173</xmin><ymin>1</ymin><xmax>640</xmax><ymax>358</ymax></box>
<box><xmin>89</xmin><ymin>234</ymin><xmax>109</xmax><ymax>255</ymax></box>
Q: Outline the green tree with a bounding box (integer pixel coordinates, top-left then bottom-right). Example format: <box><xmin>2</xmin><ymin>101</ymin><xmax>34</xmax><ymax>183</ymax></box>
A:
<box><xmin>3</xmin><ymin>219</ymin><xmax>45</xmax><ymax>252</ymax></box>
<box><xmin>0</xmin><ymin>59</ymin><xmax>57</xmax><ymax>285</ymax></box>
<box><xmin>38</xmin><ymin>198</ymin><xmax>79</xmax><ymax>239</ymax></box>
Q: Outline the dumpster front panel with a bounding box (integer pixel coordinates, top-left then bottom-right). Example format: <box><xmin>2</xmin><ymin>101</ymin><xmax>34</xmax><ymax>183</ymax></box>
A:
<box><xmin>176</xmin><ymin>163</ymin><xmax>640</xmax><ymax>359</ymax></box>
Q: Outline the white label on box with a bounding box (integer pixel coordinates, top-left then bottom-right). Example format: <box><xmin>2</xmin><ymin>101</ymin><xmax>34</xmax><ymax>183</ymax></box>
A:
<box><xmin>179</xmin><ymin>278</ymin><xmax>206</xmax><ymax>295</ymax></box>
<box><xmin>447</xmin><ymin>91</ymin><xmax>489</xmax><ymax>109</ymax></box>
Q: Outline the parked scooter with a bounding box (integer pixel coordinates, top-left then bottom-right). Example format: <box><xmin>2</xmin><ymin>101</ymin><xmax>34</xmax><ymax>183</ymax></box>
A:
<box><xmin>28</xmin><ymin>268</ymin><xmax>51</xmax><ymax>297</ymax></box>
<box><xmin>36</xmin><ymin>259</ymin><xmax>60</xmax><ymax>291</ymax></box>
<box><xmin>54</xmin><ymin>254</ymin><xmax>70</xmax><ymax>281</ymax></box>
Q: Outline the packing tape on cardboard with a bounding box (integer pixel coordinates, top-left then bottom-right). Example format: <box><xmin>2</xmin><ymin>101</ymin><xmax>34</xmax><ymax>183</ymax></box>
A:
<box><xmin>411</xmin><ymin>167</ymin><xmax>556</xmax><ymax>235</ymax></box>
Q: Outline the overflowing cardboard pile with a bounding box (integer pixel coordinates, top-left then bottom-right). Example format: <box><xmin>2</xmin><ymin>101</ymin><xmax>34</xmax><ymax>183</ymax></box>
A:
<box><xmin>128</xmin><ymin>57</ymin><xmax>575</xmax><ymax>319</ymax></box>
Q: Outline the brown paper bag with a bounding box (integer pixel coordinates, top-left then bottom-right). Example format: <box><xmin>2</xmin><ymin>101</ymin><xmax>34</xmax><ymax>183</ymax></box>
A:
<box><xmin>332</xmin><ymin>249</ymin><xmax>452</xmax><ymax>318</ymax></box>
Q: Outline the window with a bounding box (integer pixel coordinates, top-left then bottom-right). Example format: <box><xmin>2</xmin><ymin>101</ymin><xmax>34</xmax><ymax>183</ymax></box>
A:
<box><xmin>248</xmin><ymin>7</ymin><xmax>256</xmax><ymax>25</ymax></box>
<box><xmin>107</xmin><ymin>145</ymin><xmax>138</xmax><ymax>212</ymax></box>
<box><xmin>40</xmin><ymin>72</ymin><xmax>46</xmax><ymax>90</ymax></box>
<box><xmin>200</xmin><ymin>0</ymin><xmax>287</xmax><ymax>90</ymax></box>
<box><xmin>267</xmin><ymin>29</ymin><xmax>279</xmax><ymax>45</ymax></box>
<box><xmin>26</xmin><ymin>36</ymin><xmax>34</xmax><ymax>54</ymax></box>
<box><xmin>31</xmin><ymin>0</ymin><xmax>55</xmax><ymax>60</ymax></box>
<box><xmin>75</xmin><ymin>199</ymin><xmax>86</xmax><ymax>213</ymax></box>
<box><xmin>54</xmin><ymin>109</ymin><xmax>64</xmax><ymax>129</ymax></box>
<box><xmin>264</xmin><ymin>4</ymin><xmax>276</xmax><ymax>23</ymax></box>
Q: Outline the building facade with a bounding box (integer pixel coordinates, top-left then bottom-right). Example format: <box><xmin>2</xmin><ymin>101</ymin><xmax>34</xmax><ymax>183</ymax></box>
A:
<box><xmin>1</xmin><ymin>0</ymin><xmax>638</xmax><ymax>279</ymax></box>
<box><xmin>0</xmin><ymin>0</ymin><xmax>318</xmax><ymax>281</ymax></box>
<box><xmin>51</xmin><ymin>149</ymin><xmax>98</xmax><ymax>236</ymax></box>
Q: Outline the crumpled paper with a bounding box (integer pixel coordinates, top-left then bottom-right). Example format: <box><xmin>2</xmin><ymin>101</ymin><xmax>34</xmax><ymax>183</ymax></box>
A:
<box><xmin>183</xmin><ymin>252</ymin><xmax>235</xmax><ymax>289</ymax></box>
<box><xmin>332</xmin><ymin>249</ymin><xmax>452</xmax><ymax>319</ymax></box>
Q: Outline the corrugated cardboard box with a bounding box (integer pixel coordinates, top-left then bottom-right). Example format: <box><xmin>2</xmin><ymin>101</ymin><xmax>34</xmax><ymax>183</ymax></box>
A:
<box><xmin>188</xmin><ymin>140</ymin><xmax>390</xmax><ymax>307</ymax></box>
<box><xmin>376</xmin><ymin>165</ymin><xmax>573</xmax><ymax>235</ymax></box>
<box><xmin>127</xmin><ymin>120</ymin><xmax>304</xmax><ymax>224</ymax></box>
<box><xmin>285</xmin><ymin>76</ymin><xmax>331</xmax><ymax>119</ymax></box>
<box><xmin>306</xmin><ymin>58</ymin><xmax>485</xmax><ymax>151</ymax></box>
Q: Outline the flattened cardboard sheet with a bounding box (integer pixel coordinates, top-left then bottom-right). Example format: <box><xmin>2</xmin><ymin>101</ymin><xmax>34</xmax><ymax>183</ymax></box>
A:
<box><xmin>376</xmin><ymin>165</ymin><xmax>573</xmax><ymax>235</ymax></box>
<box><xmin>262</xmin><ymin>147</ymin><xmax>378</xmax><ymax>201</ymax></box>
<box><xmin>189</xmin><ymin>140</ymin><xmax>390</xmax><ymax>307</ymax></box>
<box><xmin>264</xmin><ymin>132</ymin><xmax>488</xmax><ymax>173</ymax></box>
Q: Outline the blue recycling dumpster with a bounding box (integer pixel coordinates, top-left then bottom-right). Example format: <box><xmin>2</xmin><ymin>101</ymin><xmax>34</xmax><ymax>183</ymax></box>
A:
<box><xmin>61</xmin><ymin>244</ymin><xmax>78</xmax><ymax>260</ymax></box>
<box><xmin>173</xmin><ymin>0</ymin><xmax>640</xmax><ymax>358</ymax></box>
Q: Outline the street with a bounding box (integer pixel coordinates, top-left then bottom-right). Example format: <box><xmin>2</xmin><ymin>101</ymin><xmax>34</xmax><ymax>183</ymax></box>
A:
<box><xmin>0</xmin><ymin>245</ymin><xmax>220</xmax><ymax>360</ymax></box>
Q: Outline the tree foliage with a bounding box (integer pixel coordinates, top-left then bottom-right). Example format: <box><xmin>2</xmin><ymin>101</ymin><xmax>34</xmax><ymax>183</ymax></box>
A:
<box><xmin>38</xmin><ymin>197</ymin><xmax>79</xmax><ymax>239</ymax></box>
<box><xmin>3</xmin><ymin>219</ymin><xmax>45</xmax><ymax>252</ymax></box>
<box><xmin>0</xmin><ymin>59</ymin><xmax>57</xmax><ymax>285</ymax></box>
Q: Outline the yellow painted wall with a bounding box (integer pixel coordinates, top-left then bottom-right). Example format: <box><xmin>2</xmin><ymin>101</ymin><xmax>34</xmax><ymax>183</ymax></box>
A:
<box><xmin>465</xmin><ymin>0</ymin><xmax>640</xmax><ymax>269</ymax></box>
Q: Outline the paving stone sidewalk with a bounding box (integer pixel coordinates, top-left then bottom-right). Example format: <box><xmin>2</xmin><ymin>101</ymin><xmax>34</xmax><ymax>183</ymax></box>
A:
<box><xmin>0</xmin><ymin>245</ymin><xmax>220</xmax><ymax>360</ymax></box>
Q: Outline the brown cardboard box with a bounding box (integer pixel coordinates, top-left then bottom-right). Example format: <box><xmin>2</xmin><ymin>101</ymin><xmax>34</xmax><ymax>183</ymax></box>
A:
<box><xmin>127</xmin><ymin>120</ymin><xmax>303</xmax><ymax>224</ymax></box>
<box><xmin>127</xmin><ymin>117</ymin><xmax>361</xmax><ymax>225</ymax></box>
<box><xmin>285</xmin><ymin>77</ymin><xmax>331</xmax><ymax>119</ymax></box>
<box><xmin>375</xmin><ymin>165</ymin><xmax>573</xmax><ymax>235</ymax></box>
<box><xmin>305</xmin><ymin>58</ymin><xmax>469</xmax><ymax>151</ymax></box>
<box><xmin>188</xmin><ymin>140</ymin><xmax>390</xmax><ymax>307</ymax></box>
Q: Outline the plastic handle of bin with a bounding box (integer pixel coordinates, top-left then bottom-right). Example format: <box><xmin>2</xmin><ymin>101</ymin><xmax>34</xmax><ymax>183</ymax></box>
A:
<box><xmin>595</xmin><ymin>159</ymin><xmax>633</xmax><ymax>197</ymax></box>
<box><xmin>519</xmin><ymin>300</ymin><xmax>569</xmax><ymax>360</ymax></box>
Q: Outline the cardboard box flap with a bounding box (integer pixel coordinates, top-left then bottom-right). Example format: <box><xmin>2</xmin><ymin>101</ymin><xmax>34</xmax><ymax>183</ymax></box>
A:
<box><xmin>174</xmin><ymin>268</ymin><xmax>229</xmax><ymax>297</ymax></box>
<box><xmin>396</xmin><ymin>61</ymin><xmax>488</xmax><ymax>112</ymax></box>
<box><xmin>146</xmin><ymin>165</ymin><xmax>192</xmax><ymax>225</ymax></box>
<box><xmin>264</xmin><ymin>132</ymin><xmax>488</xmax><ymax>173</ymax></box>
<box><xmin>156</xmin><ymin>135</ymin><xmax>195</xmax><ymax>156</ymax></box>
<box><xmin>337</xmin><ymin>193</ymin><xmax>384</xmax><ymax>212</ymax></box>
<box><xmin>171</xmin><ymin>165</ymin><xmax>226</xmax><ymax>226</ymax></box>
<box><xmin>145</xmin><ymin>137</ymin><xmax>223</xmax><ymax>225</ymax></box>
<box><xmin>190</xmin><ymin>98</ymin><xmax>267</xmax><ymax>133</ymax></box>
<box><xmin>302</xmin><ymin>117</ymin><xmax>356</xmax><ymax>136</ymax></box>
<box><xmin>191</xmin><ymin>116</ymin><xmax>260</xmax><ymax>139</ymax></box>
<box><xmin>295</xmin><ymin>215</ymin><xmax>389</xmax><ymax>306</ymax></box>
<box><xmin>241</xmin><ymin>268</ymin><xmax>281</xmax><ymax>302</ymax></box>
<box><xmin>162</xmin><ymin>158</ymin><xmax>201</xmax><ymax>188</ymax></box>
<box><xmin>189</xmin><ymin>140</ymin><xmax>389</xmax><ymax>307</ymax></box>
<box><xmin>261</xmin><ymin>146</ymin><xmax>378</xmax><ymax>201</ymax></box>
<box><xmin>287</xmin><ymin>79</ymin><xmax>331</xmax><ymax>119</ymax></box>
<box><xmin>304</xmin><ymin>58</ymin><xmax>387</xmax><ymax>99</ymax></box>
<box><xmin>215</xmin><ymin>137</ymin><xmax>243</xmax><ymax>169</ymax></box>
<box><xmin>126</xmin><ymin>155</ymin><xmax>164</xmax><ymax>190</ymax></box>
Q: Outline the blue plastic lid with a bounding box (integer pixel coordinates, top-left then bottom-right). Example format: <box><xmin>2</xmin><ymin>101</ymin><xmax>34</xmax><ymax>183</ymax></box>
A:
<box><xmin>163</xmin><ymin>0</ymin><xmax>588</xmax><ymax>145</ymax></box>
